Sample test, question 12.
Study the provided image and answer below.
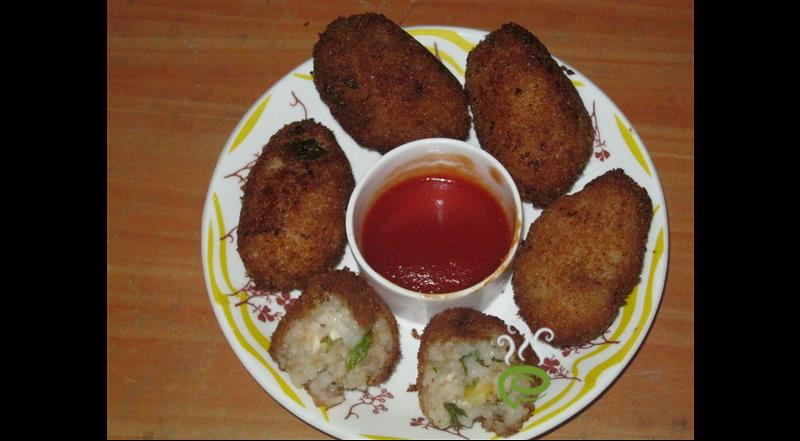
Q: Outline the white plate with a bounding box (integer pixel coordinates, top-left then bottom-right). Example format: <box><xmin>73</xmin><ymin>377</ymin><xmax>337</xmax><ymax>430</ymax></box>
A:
<box><xmin>201</xmin><ymin>25</ymin><xmax>669</xmax><ymax>440</ymax></box>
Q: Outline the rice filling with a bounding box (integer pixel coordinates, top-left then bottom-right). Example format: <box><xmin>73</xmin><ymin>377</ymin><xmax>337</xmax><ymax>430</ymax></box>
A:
<box><xmin>421</xmin><ymin>340</ymin><xmax>532</xmax><ymax>434</ymax></box>
<box><xmin>278</xmin><ymin>295</ymin><xmax>396</xmax><ymax>407</ymax></box>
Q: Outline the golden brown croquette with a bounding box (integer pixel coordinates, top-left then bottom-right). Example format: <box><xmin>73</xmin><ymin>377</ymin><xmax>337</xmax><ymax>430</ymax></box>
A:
<box><xmin>237</xmin><ymin>119</ymin><xmax>355</xmax><ymax>292</ymax></box>
<box><xmin>512</xmin><ymin>169</ymin><xmax>653</xmax><ymax>347</ymax></box>
<box><xmin>313</xmin><ymin>13</ymin><xmax>471</xmax><ymax>153</ymax></box>
<box><xmin>268</xmin><ymin>269</ymin><xmax>401</xmax><ymax>407</ymax></box>
<box><xmin>416</xmin><ymin>308</ymin><xmax>537</xmax><ymax>436</ymax></box>
<box><xmin>465</xmin><ymin>23</ymin><xmax>594</xmax><ymax>207</ymax></box>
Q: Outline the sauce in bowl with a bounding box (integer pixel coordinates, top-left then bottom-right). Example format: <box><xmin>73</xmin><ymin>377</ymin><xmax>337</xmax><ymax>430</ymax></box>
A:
<box><xmin>359</xmin><ymin>172</ymin><xmax>513</xmax><ymax>294</ymax></box>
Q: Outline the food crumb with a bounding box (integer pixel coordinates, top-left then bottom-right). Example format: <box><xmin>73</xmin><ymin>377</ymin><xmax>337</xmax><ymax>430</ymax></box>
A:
<box><xmin>407</xmin><ymin>383</ymin><xmax>418</xmax><ymax>392</ymax></box>
<box><xmin>411</xmin><ymin>328</ymin><xmax>421</xmax><ymax>340</ymax></box>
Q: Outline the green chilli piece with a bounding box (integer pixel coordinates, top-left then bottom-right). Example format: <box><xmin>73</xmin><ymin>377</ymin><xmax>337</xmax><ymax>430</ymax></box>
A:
<box><xmin>498</xmin><ymin>365</ymin><xmax>551</xmax><ymax>410</ymax></box>
<box><xmin>326</xmin><ymin>86</ymin><xmax>345</xmax><ymax>107</ymax></box>
<box><xmin>346</xmin><ymin>330</ymin><xmax>373</xmax><ymax>371</ymax></box>
<box><xmin>292</xmin><ymin>139</ymin><xmax>327</xmax><ymax>161</ymax></box>
<box><xmin>459</xmin><ymin>351</ymin><xmax>474</xmax><ymax>374</ymax></box>
<box><xmin>444</xmin><ymin>402</ymin><xmax>467</xmax><ymax>428</ymax></box>
<box><xmin>459</xmin><ymin>351</ymin><xmax>488</xmax><ymax>374</ymax></box>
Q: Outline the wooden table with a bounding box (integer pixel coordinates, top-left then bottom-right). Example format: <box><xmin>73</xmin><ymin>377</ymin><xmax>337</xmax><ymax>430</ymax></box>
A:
<box><xmin>107</xmin><ymin>1</ymin><xmax>693</xmax><ymax>438</ymax></box>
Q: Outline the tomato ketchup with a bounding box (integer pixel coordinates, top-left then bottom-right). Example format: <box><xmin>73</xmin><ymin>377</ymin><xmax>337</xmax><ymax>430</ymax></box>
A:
<box><xmin>360</xmin><ymin>173</ymin><xmax>512</xmax><ymax>294</ymax></box>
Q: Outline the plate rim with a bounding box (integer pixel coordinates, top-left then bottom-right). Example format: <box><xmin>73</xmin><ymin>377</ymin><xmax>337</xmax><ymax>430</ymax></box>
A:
<box><xmin>199</xmin><ymin>24</ymin><xmax>671</xmax><ymax>440</ymax></box>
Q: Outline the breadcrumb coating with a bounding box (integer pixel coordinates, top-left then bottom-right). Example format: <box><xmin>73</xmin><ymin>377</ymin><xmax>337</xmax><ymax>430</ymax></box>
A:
<box><xmin>512</xmin><ymin>169</ymin><xmax>653</xmax><ymax>347</ymax></box>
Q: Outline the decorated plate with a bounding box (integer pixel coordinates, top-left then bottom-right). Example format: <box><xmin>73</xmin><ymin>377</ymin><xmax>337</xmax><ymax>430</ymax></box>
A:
<box><xmin>201</xmin><ymin>25</ymin><xmax>669</xmax><ymax>440</ymax></box>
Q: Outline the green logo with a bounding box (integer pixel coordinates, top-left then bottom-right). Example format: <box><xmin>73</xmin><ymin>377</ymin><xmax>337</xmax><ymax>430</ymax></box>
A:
<box><xmin>497</xmin><ymin>364</ymin><xmax>551</xmax><ymax>409</ymax></box>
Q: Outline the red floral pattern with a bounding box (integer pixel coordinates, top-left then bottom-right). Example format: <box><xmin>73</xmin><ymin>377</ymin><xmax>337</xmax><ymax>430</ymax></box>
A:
<box><xmin>539</xmin><ymin>356</ymin><xmax>581</xmax><ymax>382</ymax></box>
<box><xmin>224</xmin><ymin>154</ymin><xmax>258</xmax><ymax>184</ymax></box>
<box><xmin>410</xmin><ymin>416</ymin><xmax>471</xmax><ymax>440</ymax></box>
<box><xmin>561</xmin><ymin>333</ymin><xmax>619</xmax><ymax>357</ymax></box>
<box><xmin>590</xmin><ymin>101</ymin><xmax>610</xmax><ymax>161</ymax></box>
<box><xmin>227</xmin><ymin>278</ymin><xmax>297</xmax><ymax>323</ymax></box>
<box><xmin>345</xmin><ymin>388</ymin><xmax>394</xmax><ymax>420</ymax></box>
<box><xmin>290</xmin><ymin>90</ymin><xmax>308</xmax><ymax>120</ymax></box>
<box><xmin>220</xmin><ymin>226</ymin><xmax>237</xmax><ymax>243</ymax></box>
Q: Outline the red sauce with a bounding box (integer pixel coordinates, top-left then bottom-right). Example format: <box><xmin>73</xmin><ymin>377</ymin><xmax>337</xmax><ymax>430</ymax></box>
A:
<box><xmin>360</xmin><ymin>173</ymin><xmax>512</xmax><ymax>294</ymax></box>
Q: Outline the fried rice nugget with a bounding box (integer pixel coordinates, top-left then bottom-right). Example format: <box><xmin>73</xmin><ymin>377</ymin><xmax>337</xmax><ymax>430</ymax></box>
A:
<box><xmin>313</xmin><ymin>13</ymin><xmax>471</xmax><ymax>153</ymax></box>
<box><xmin>416</xmin><ymin>308</ymin><xmax>538</xmax><ymax>436</ymax></box>
<box><xmin>512</xmin><ymin>169</ymin><xmax>653</xmax><ymax>347</ymax></box>
<box><xmin>465</xmin><ymin>23</ymin><xmax>593</xmax><ymax>207</ymax></box>
<box><xmin>269</xmin><ymin>269</ymin><xmax>401</xmax><ymax>408</ymax></box>
<box><xmin>237</xmin><ymin>119</ymin><xmax>355</xmax><ymax>292</ymax></box>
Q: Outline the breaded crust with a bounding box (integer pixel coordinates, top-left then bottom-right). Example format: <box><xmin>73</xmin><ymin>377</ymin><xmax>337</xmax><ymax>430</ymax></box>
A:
<box><xmin>237</xmin><ymin>119</ymin><xmax>355</xmax><ymax>291</ymax></box>
<box><xmin>417</xmin><ymin>308</ymin><xmax>528</xmax><ymax>350</ymax></box>
<box><xmin>416</xmin><ymin>308</ymin><xmax>538</xmax><ymax>380</ymax></box>
<box><xmin>269</xmin><ymin>269</ymin><xmax>401</xmax><ymax>385</ymax></box>
<box><xmin>313</xmin><ymin>13</ymin><xmax>471</xmax><ymax>153</ymax></box>
<box><xmin>512</xmin><ymin>169</ymin><xmax>653</xmax><ymax>347</ymax></box>
<box><xmin>416</xmin><ymin>308</ymin><xmax>539</xmax><ymax>436</ymax></box>
<box><xmin>465</xmin><ymin>23</ymin><xmax>593</xmax><ymax>207</ymax></box>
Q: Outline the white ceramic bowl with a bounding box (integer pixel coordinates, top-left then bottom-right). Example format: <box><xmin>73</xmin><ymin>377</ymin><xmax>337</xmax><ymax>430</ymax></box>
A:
<box><xmin>346</xmin><ymin>138</ymin><xmax>523</xmax><ymax>324</ymax></box>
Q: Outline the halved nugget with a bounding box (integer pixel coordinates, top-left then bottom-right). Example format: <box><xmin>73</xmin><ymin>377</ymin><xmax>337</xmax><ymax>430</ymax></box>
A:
<box><xmin>313</xmin><ymin>13</ymin><xmax>471</xmax><ymax>153</ymax></box>
<box><xmin>237</xmin><ymin>119</ymin><xmax>355</xmax><ymax>292</ymax></box>
<box><xmin>513</xmin><ymin>169</ymin><xmax>653</xmax><ymax>347</ymax></box>
<box><xmin>417</xmin><ymin>308</ymin><xmax>539</xmax><ymax>437</ymax></box>
<box><xmin>269</xmin><ymin>269</ymin><xmax>401</xmax><ymax>408</ymax></box>
<box><xmin>465</xmin><ymin>23</ymin><xmax>593</xmax><ymax>207</ymax></box>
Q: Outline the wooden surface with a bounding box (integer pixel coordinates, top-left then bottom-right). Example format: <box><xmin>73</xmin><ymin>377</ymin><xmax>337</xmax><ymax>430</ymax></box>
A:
<box><xmin>107</xmin><ymin>1</ymin><xmax>693</xmax><ymax>439</ymax></box>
